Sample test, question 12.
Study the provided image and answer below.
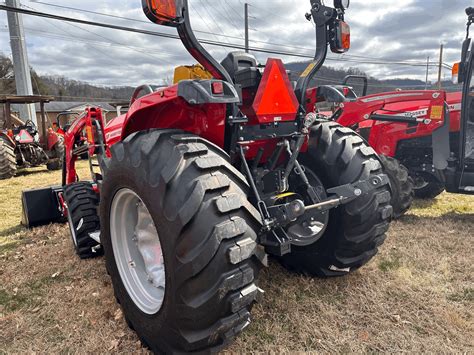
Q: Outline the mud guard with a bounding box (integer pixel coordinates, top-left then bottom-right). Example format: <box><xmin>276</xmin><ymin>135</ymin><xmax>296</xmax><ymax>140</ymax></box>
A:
<box><xmin>21</xmin><ymin>186</ymin><xmax>65</xmax><ymax>228</ymax></box>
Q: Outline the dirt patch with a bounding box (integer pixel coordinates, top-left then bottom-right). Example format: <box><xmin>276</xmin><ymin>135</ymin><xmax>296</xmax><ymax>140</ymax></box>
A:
<box><xmin>0</xmin><ymin>167</ymin><xmax>473</xmax><ymax>353</ymax></box>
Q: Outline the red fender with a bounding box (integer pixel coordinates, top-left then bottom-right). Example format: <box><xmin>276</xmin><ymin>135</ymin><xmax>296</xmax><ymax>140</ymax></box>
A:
<box><xmin>118</xmin><ymin>85</ymin><xmax>227</xmax><ymax>149</ymax></box>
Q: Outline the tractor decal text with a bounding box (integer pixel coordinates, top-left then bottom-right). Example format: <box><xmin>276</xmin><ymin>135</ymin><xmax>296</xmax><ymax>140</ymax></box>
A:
<box><xmin>361</xmin><ymin>93</ymin><xmax>424</xmax><ymax>103</ymax></box>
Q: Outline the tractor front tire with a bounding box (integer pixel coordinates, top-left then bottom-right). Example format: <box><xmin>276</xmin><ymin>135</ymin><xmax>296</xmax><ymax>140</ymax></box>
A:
<box><xmin>64</xmin><ymin>182</ymin><xmax>102</xmax><ymax>259</ymax></box>
<box><xmin>0</xmin><ymin>139</ymin><xmax>17</xmax><ymax>180</ymax></box>
<box><xmin>47</xmin><ymin>139</ymin><xmax>65</xmax><ymax>171</ymax></box>
<box><xmin>99</xmin><ymin>130</ymin><xmax>262</xmax><ymax>353</ymax></box>
<box><xmin>281</xmin><ymin>122</ymin><xmax>393</xmax><ymax>277</ymax></box>
<box><xmin>413</xmin><ymin>175</ymin><xmax>445</xmax><ymax>199</ymax></box>
<box><xmin>380</xmin><ymin>155</ymin><xmax>414</xmax><ymax>218</ymax></box>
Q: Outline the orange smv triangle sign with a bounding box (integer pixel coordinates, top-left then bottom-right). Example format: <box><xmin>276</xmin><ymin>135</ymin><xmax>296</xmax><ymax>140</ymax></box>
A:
<box><xmin>252</xmin><ymin>58</ymin><xmax>299</xmax><ymax>123</ymax></box>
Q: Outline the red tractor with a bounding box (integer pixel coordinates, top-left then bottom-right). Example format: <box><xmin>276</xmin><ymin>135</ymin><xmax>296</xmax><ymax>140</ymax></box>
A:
<box><xmin>311</xmin><ymin>8</ymin><xmax>474</xmax><ymax>212</ymax></box>
<box><xmin>22</xmin><ymin>0</ymin><xmax>393</xmax><ymax>352</ymax></box>
<box><xmin>311</xmin><ymin>86</ymin><xmax>450</xmax><ymax>216</ymax></box>
<box><xmin>0</xmin><ymin>95</ymin><xmax>64</xmax><ymax>179</ymax></box>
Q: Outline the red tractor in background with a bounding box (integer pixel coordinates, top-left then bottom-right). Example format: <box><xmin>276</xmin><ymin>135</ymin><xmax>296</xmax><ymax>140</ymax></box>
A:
<box><xmin>310</xmin><ymin>86</ymin><xmax>453</xmax><ymax>217</ymax></box>
<box><xmin>0</xmin><ymin>95</ymin><xmax>64</xmax><ymax>179</ymax></box>
<box><xmin>21</xmin><ymin>0</ymin><xmax>393</xmax><ymax>352</ymax></box>
<box><xmin>311</xmin><ymin>7</ymin><xmax>474</xmax><ymax>211</ymax></box>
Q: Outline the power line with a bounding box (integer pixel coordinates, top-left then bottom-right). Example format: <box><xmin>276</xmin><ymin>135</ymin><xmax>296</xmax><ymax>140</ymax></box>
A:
<box><xmin>197</xmin><ymin>0</ymin><xmax>231</xmax><ymax>43</ymax></box>
<box><xmin>207</xmin><ymin>0</ymin><xmax>245</xmax><ymax>38</ymax></box>
<box><xmin>0</xmin><ymin>27</ymin><xmax>181</xmax><ymax>57</ymax></box>
<box><xmin>0</xmin><ymin>4</ymin><xmax>453</xmax><ymax>71</ymax></box>
<box><xmin>25</xmin><ymin>0</ymin><xmax>454</xmax><ymax>69</ymax></box>
<box><xmin>29</xmin><ymin>0</ymin><xmax>317</xmax><ymax>52</ymax></box>
<box><xmin>224</xmin><ymin>0</ymin><xmax>245</xmax><ymax>20</ymax></box>
<box><xmin>29</xmin><ymin>0</ymin><xmax>245</xmax><ymax>42</ymax></box>
<box><xmin>24</xmin><ymin>4</ymin><xmax>176</xmax><ymax>66</ymax></box>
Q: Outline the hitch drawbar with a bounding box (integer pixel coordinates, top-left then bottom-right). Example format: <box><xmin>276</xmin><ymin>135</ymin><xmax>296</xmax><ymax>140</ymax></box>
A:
<box><xmin>268</xmin><ymin>174</ymin><xmax>387</xmax><ymax>225</ymax></box>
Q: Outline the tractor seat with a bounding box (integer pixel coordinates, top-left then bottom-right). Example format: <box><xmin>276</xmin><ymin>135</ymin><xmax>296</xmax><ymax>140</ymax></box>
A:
<box><xmin>221</xmin><ymin>51</ymin><xmax>262</xmax><ymax>88</ymax></box>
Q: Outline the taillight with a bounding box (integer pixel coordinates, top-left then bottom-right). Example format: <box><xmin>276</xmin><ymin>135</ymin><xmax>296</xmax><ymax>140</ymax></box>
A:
<box><xmin>7</xmin><ymin>129</ymin><xmax>13</xmax><ymax>138</ymax></box>
<box><xmin>211</xmin><ymin>81</ymin><xmax>224</xmax><ymax>95</ymax></box>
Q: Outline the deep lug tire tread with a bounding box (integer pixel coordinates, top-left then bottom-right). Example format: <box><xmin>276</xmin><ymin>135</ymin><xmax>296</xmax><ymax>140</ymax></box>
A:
<box><xmin>100</xmin><ymin>129</ymin><xmax>262</xmax><ymax>353</ymax></box>
<box><xmin>0</xmin><ymin>139</ymin><xmax>17</xmax><ymax>180</ymax></box>
<box><xmin>379</xmin><ymin>155</ymin><xmax>414</xmax><ymax>219</ymax></box>
<box><xmin>281</xmin><ymin>121</ymin><xmax>393</xmax><ymax>278</ymax></box>
<box><xmin>63</xmin><ymin>182</ymin><xmax>102</xmax><ymax>259</ymax></box>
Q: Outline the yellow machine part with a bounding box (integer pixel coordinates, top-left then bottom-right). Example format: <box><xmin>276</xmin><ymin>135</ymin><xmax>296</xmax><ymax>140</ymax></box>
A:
<box><xmin>173</xmin><ymin>65</ymin><xmax>213</xmax><ymax>84</ymax></box>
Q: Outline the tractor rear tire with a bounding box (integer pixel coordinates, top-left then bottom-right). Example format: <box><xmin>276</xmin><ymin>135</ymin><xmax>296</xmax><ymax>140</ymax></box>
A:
<box><xmin>0</xmin><ymin>139</ymin><xmax>17</xmax><ymax>180</ymax></box>
<box><xmin>47</xmin><ymin>139</ymin><xmax>65</xmax><ymax>171</ymax></box>
<box><xmin>281</xmin><ymin>122</ymin><xmax>393</xmax><ymax>278</ymax></box>
<box><xmin>63</xmin><ymin>182</ymin><xmax>103</xmax><ymax>259</ymax></box>
<box><xmin>99</xmin><ymin>130</ymin><xmax>262</xmax><ymax>353</ymax></box>
<box><xmin>380</xmin><ymin>155</ymin><xmax>414</xmax><ymax>219</ymax></box>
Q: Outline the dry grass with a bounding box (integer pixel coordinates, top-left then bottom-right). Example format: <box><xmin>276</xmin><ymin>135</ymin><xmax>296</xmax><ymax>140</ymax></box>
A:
<box><xmin>0</xmin><ymin>165</ymin><xmax>473</xmax><ymax>353</ymax></box>
<box><xmin>0</xmin><ymin>162</ymin><xmax>91</xmax><ymax>254</ymax></box>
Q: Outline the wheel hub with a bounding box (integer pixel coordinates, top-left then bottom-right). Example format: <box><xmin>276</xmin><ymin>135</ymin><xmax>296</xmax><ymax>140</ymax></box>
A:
<box><xmin>110</xmin><ymin>188</ymin><xmax>166</xmax><ymax>315</ymax></box>
<box><xmin>285</xmin><ymin>167</ymin><xmax>329</xmax><ymax>246</ymax></box>
<box><xmin>134</xmin><ymin>201</ymin><xmax>166</xmax><ymax>289</ymax></box>
<box><xmin>413</xmin><ymin>174</ymin><xmax>429</xmax><ymax>190</ymax></box>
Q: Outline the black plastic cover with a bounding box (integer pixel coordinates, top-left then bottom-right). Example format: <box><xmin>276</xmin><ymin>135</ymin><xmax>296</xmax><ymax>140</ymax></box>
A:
<box><xmin>177</xmin><ymin>80</ymin><xmax>240</xmax><ymax>105</ymax></box>
<box><xmin>234</xmin><ymin>67</ymin><xmax>262</xmax><ymax>89</ymax></box>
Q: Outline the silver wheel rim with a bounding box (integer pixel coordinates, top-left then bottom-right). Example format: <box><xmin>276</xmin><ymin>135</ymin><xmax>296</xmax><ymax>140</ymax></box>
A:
<box><xmin>413</xmin><ymin>175</ymin><xmax>429</xmax><ymax>190</ymax></box>
<box><xmin>110</xmin><ymin>188</ymin><xmax>166</xmax><ymax>315</ymax></box>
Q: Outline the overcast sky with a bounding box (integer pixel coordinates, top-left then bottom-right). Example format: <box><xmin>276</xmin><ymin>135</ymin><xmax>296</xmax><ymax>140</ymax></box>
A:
<box><xmin>0</xmin><ymin>0</ymin><xmax>471</xmax><ymax>87</ymax></box>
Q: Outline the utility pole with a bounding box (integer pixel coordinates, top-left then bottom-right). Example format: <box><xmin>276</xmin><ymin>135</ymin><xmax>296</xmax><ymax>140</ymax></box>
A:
<box><xmin>437</xmin><ymin>44</ymin><xmax>444</xmax><ymax>90</ymax></box>
<box><xmin>6</xmin><ymin>0</ymin><xmax>36</xmax><ymax>124</ymax></box>
<box><xmin>244</xmin><ymin>3</ymin><xmax>249</xmax><ymax>53</ymax></box>
<box><xmin>425</xmin><ymin>56</ymin><xmax>430</xmax><ymax>90</ymax></box>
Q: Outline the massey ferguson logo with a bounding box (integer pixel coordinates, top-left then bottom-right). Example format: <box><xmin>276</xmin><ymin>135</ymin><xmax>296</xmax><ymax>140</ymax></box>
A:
<box><xmin>399</xmin><ymin>109</ymin><xmax>429</xmax><ymax>118</ymax></box>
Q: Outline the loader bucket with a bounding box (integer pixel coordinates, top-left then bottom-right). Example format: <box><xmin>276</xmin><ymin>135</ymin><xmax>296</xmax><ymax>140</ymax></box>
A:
<box><xmin>21</xmin><ymin>186</ymin><xmax>65</xmax><ymax>228</ymax></box>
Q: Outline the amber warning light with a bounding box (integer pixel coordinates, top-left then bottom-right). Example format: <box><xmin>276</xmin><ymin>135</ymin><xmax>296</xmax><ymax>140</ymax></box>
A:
<box><xmin>143</xmin><ymin>0</ymin><xmax>181</xmax><ymax>26</ymax></box>
<box><xmin>452</xmin><ymin>62</ymin><xmax>460</xmax><ymax>84</ymax></box>
<box><xmin>331</xmin><ymin>20</ymin><xmax>351</xmax><ymax>54</ymax></box>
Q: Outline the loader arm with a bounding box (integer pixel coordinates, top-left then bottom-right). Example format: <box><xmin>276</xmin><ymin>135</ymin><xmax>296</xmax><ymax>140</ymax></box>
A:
<box><xmin>334</xmin><ymin>90</ymin><xmax>447</xmax><ymax>127</ymax></box>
